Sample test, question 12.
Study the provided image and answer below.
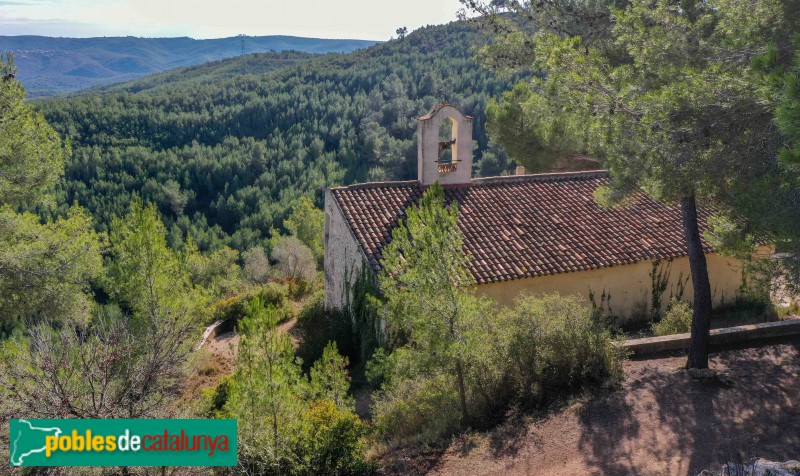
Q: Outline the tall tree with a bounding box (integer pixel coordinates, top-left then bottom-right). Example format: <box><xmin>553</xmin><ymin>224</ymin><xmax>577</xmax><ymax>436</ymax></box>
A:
<box><xmin>0</xmin><ymin>53</ymin><xmax>101</xmax><ymax>335</ymax></box>
<box><xmin>462</xmin><ymin>0</ymin><xmax>799</xmax><ymax>368</ymax></box>
<box><xmin>0</xmin><ymin>54</ymin><xmax>66</xmax><ymax>207</ymax></box>
<box><xmin>228</xmin><ymin>297</ymin><xmax>306</xmax><ymax>474</ymax></box>
<box><xmin>380</xmin><ymin>183</ymin><xmax>488</xmax><ymax>425</ymax></box>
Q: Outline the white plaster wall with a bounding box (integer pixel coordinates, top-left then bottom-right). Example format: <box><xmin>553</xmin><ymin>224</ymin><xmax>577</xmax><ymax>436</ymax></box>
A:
<box><xmin>417</xmin><ymin>105</ymin><xmax>474</xmax><ymax>186</ymax></box>
<box><xmin>324</xmin><ymin>189</ymin><xmax>366</xmax><ymax>310</ymax></box>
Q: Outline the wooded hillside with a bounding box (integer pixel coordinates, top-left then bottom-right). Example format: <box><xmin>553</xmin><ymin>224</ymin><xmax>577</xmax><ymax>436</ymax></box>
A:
<box><xmin>37</xmin><ymin>21</ymin><xmax>524</xmax><ymax>252</ymax></box>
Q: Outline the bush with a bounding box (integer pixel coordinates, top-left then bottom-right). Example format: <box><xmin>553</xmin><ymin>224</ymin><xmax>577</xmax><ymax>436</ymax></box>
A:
<box><xmin>243</xmin><ymin>246</ymin><xmax>270</xmax><ymax>284</ymax></box>
<box><xmin>369</xmin><ymin>293</ymin><xmax>624</xmax><ymax>444</ymax></box>
<box><xmin>371</xmin><ymin>373</ymin><xmax>462</xmax><ymax>444</ymax></box>
<box><xmin>501</xmin><ymin>294</ymin><xmax>624</xmax><ymax>408</ymax></box>
<box><xmin>273</xmin><ymin>236</ymin><xmax>317</xmax><ymax>283</ymax></box>
<box><xmin>199</xmin><ymin>374</ymin><xmax>231</xmax><ymax>418</ymax></box>
<box><xmin>288</xmin><ymin>277</ymin><xmax>316</xmax><ymax>300</ymax></box>
<box><xmin>297</xmin><ymin>399</ymin><xmax>374</xmax><ymax>475</ymax></box>
<box><xmin>652</xmin><ymin>299</ymin><xmax>693</xmax><ymax>336</ymax></box>
<box><xmin>209</xmin><ymin>282</ymin><xmax>292</xmax><ymax>326</ymax></box>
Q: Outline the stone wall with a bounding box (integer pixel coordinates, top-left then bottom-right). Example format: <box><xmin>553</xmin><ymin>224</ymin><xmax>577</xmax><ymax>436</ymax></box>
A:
<box><xmin>324</xmin><ymin>189</ymin><xmax>365</xmax><ymax>310</ymax></box>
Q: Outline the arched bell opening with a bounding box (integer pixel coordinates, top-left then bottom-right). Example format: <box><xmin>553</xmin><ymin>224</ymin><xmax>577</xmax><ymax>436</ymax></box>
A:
<box><xmin>438</xmin><ymin>116</ymin><xmax>459</xmax><ymax>165</ymax></box>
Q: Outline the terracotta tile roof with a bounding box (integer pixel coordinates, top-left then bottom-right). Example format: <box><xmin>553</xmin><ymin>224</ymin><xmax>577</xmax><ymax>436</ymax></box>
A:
<box><xmin>330</xmin><ymin>171</ymin><xmax>715</xmax><ymax>284</ymax></box>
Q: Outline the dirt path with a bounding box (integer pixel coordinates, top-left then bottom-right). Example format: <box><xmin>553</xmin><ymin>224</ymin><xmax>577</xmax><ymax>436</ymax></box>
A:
<box><xmin>202</xmin><ymin>316</ymin><xmax>299</xmax><ymax>363</ymax></box>
<box><xmin>381</xmin><ymin>338</ymin><xmax>800</xmax><ymax>476</ymax></box>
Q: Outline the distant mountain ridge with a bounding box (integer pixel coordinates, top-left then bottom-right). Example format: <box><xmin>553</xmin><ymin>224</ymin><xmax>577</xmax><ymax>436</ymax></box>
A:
<box><xmin>0</xmin><ymin>35</ymin><xmax>379</xmax><ymax>97</ymax></box>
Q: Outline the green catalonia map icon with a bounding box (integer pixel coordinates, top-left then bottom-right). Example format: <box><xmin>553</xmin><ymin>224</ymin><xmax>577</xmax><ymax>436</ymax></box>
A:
<box><xmin>10</xmin><ymin>420</ymin><xmax>63</xmax><ymax>466</ymax></box>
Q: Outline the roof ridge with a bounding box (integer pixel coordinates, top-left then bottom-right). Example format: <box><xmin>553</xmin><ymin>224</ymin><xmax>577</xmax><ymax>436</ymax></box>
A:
<box><xmin>330</xmin><ymin>179</ymin><xmax>420</xmax><ymax>191</ymax></box>
<box><xmin>330</xmin><ymin>170</ymin><xmax>609</xmax><ymax>192</ymax></box>
<box><xmin>472</xmin><ymin>169</ymin><xmax>609</xmax><ymax>185</ymax></box>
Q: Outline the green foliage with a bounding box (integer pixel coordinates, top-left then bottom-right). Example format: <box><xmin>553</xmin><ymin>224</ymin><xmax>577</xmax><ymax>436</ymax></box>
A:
<box><xmin>467</xmin><ymin>0</ymin><xmax>800</xmax><ymax>368</ymax></box>
<box><xmin>186</xmin><ymin>244</ymin><xmax>242</xmax><ymax>297</ymax></box>
<box><xmin>37</xmin><ymin>22</ymin><xmax>524</xmax><ymax>251</ymax></box>
<box><xmin>0</xmin><ymin>57</ymin><xmax>98</xmax><ymax>334</ymax></box>
<box><xmin>0</xmin><ymin>206</ymin><xmax>103</xmax><ymax>334</ymax></box>
<box><xmin>498</xmin><ymin>294</ymin><xmax>624</xmax><ymax>407</ymax></box>
<box><xmin>0</xmin><ymin>53</ymin><xmax>67</xmax><ymax>207</ymax></box>
<box><xmin>308</xmin><ymin>342</ymin><xmax>355</xmax><ymax>412</ymax></box>
<box><xmin>649</xmin><ymin>260</ymin><xmax>672</xmax><ymax>320</ymax></box>
<box><xmin>379</xmin><ymin>183</ymin><xmax>487</xmax><ymax>427</ymax></box>
<box><xmin>372</xmin><ymin>186</ymin><xmax>622</xmax><ymax>443</ymax></box>
<box><xmin>284</xmin><ymin>196</ymin><xmax>325</xmax><ymax>265</ymax></box>
<box><xmin>296</xmin><ymin>292</ymin><xmax>355</xmax><ymax>371</ymax></box>
<box><xmin>200</xmin><ymin>374</ymin><xmax>232</xmax><ymax>418</ymax></box>
<box><xmin>272</xmin><ymin>235</ymin><xmax>318</xmax><ymax>283</ymax></box>
<box><xmin>711</xmin><ymin>295</ymin><xmax>779</xmax><ymax>327</ymax></box>
<box><xmin>106</xmin><ymin>200</ymin><xmax>208</xmax><ymax>323</ymax></box>
<box><xmin>209</xmin><ymin>282</ymin><xmax>293</xmax><ymax>326</ymax></box>
<box><xmin>227</xmin><ymin>297</ymin><xmax>367</xmax><ymax>475</ymax></box>
<box><xmin>297</xmin><ymin>399</ymin><xmax>374</xmax><ymax>476</ymax></box>
<box><xmin>228</xmin><ymin>297</ymin><xmax>305</xmax><ymax>474</ymax></box>
<box><xmin>486</xmin><ymin>82</ymin><xmax>588</xmax><ymax>171</ymax></box>
<box><xmin>371</xmin><ymin>292</ymin><xmax>623</xmax><ymax>444</ymax></box>
<box><xmin>345</xmin><ymin>269</ymin><xmax>384</xmax><ymax>364</ymax></box>
<box><xmin>652</xmin><ymin>299</ymin><xmax>693</xmax><ymax>336</ymax></box>
<box><xmin>371</xmin><ymin>372</ymin><xmax>463</xmax><ymax>444</ymax></box>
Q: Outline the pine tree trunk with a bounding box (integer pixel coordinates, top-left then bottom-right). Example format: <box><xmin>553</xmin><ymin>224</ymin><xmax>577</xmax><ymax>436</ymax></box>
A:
<box><xmin>681</xmin><ymin>194</ymin><xmax>713</xmax><ymax>369</ymax></box>
<box><xmin>455</xmin><ymin>359</ymin><xmax>469</xmax><ymax>426</ymax></box>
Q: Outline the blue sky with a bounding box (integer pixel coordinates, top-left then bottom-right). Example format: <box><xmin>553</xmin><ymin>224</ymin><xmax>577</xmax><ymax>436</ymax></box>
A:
<box><xmin>0</xmin><ymin>0</ymin><xmax>465</xmax><ymax>40</ymax></box>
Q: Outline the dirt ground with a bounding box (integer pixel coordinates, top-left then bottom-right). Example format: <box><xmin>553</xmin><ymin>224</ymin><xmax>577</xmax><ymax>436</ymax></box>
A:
<box><xmin>380</xmin><ymin>337</ymin><xmax>800</xmax><ymax>476</ymax></box>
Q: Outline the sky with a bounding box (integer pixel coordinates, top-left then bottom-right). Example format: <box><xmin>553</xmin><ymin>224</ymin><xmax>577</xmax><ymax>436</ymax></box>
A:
<box><xmin>0</xmin><ymin>0</ymin><xmax>466</xmax><ymax>40</ymax></box>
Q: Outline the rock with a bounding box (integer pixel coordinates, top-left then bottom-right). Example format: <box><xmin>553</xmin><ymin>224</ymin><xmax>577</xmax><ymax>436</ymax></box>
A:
<box><xmin>716</xmin><ymin>371</ymin><xmax>735</xmax><ymax>387</ymax></box>
<box><xmin>688</xmin><ymin>368</ymin><xmax>717</xmax><ymax>380</ymax></box>
<box><xmin>719</xmin><ymin>458</ymin><xmax>800</xmax><ymax>476</ymax></box>
<box><xmin>686</xmin><ymin>368</ymin><xmax>735</xmax><ymax>386</ymax></box>
<box><xmin>785</xmin><ymin>460</ymin><xmax>800</xmax><ymax>471</ymax></box>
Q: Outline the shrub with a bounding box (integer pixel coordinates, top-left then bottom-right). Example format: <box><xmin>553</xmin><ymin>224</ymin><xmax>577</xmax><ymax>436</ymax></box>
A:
<box><xmin>371</xmin><ymin>373</ymin><xmax>462</xmax><ymax>444</ymax></box>
<box><xmin>199</xmin><ymin>374</ymin><xmax>231</xmax><ymax>418</ymax></box>
<box><xmin>259</xmin><ymin>281</ymin><xmax>291</xmax><ymax>310</ymax></box>
<box><xmin>209</xmin><ymin>282</ymin><xmax>292</xmax><ymax>326</ymax></box>
<box><xmin>288</xmin><ymin>277</ymin><xmax>315</xmax><ymax>300</ymax></box>
<box><xmin>501</xmin><ymin>294</ymin><xmax>624</xmax><ymax>408</ymax></box>
<box><xmin>369</xmin><ymin>293</ymin><xmax>624</xmax><ymax>444</ymax></box>
<box><xmin>272</xmin><ymin>236</ymin><xmax>317</xmax><ymax>283</ymax></box>
<box><xmin>242</xmin><ymin>246</ymin><xmax>270</xmax><ymax>284</ymax></box>
<box><xmin>652</xmin><ymin>299</ymin><xmax>693</xmax><ymax>336</ymax></box>
<box><xmin>297</xmin><ymin>399</ymin><xmax>374</xmax><ymax>475</ymax></box>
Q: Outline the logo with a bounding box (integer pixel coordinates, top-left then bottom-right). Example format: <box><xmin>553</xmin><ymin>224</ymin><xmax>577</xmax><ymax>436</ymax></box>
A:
<box><xmin>9</xmin><ymin>419</ymin><xmax>237</xmax><ymax>467</ymax></box>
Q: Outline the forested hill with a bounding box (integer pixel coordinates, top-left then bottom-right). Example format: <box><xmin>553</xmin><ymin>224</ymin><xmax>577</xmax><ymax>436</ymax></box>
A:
<box><xmin>38</xmin><ymin>21</ymin><xmax>525</xmax><ymax>252</ymax></box>
<box><xmin>1</xmin><ymin>35</ymin><xmax>377</xmax><ymax>97</ymax></box>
